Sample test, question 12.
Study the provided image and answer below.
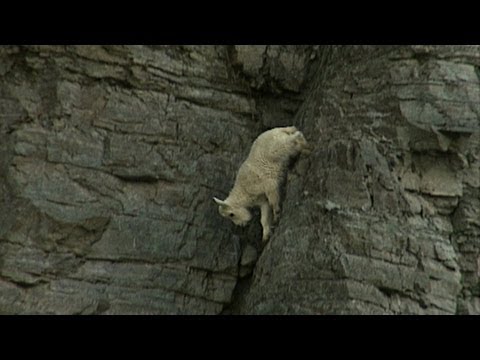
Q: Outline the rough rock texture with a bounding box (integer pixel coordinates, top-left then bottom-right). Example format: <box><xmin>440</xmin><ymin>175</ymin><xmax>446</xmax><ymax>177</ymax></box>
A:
<box><xmin>0</xmin><ymin>45</ymin><xmax>479</xmax><ymax>314</ymax></box>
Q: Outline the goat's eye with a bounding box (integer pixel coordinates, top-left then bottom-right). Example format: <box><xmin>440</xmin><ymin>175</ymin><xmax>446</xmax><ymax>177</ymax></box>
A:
<box><xmin>229</xmin><ymin>213</ymin><xmax>235</xmax><ymax>218</ymax></box>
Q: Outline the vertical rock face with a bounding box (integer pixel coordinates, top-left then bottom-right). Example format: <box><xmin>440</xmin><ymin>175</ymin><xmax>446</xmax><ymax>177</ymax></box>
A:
<box><xmin>0</xmin><ymin>45</ymin><xmax>479</xmax><ymax>314</ymax></box>
<box><xmin>0</xmin><ymin>45</ymin><xmax>260</xmax><ymax>314</ymax></box>
<box><xmin>235</xmin><ymin>45</ymin><xmax>480</xmax><ymax>315</ymax></box>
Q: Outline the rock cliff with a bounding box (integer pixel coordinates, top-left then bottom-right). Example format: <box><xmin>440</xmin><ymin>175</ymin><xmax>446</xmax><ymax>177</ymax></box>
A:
<box><xmin>0</xmin><ymin>45</ymin><xmax>478</xmax><ymax>314</ymax></box>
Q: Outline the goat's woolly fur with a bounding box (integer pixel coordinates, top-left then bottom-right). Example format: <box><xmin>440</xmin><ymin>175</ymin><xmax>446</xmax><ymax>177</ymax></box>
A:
<box><xmin>214</xmin><ymin>126</ymin><xmax>311</xmax><ymax>242</ymax></box>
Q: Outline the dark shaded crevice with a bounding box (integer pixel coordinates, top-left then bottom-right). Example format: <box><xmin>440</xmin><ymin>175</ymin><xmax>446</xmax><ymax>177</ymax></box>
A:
<box><xmin>220</xmin><ymin>273</ymin><xmax>254</xmax><ymax>315</ymax></box>
<box><xmin>111</xmin><ymin>173</ymin><xmax>162</xmax><ymax>183</ymax></box>
<box><xmin>219</xmin><ymin>220</ymin><xmax>263</xmax><ymax>314</ymax></box>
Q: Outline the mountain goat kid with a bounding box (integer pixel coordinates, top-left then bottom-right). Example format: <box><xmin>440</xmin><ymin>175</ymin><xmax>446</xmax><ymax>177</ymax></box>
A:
<box><xmin>214</xmin><ymin>126</ymin><xmax>311</xmax><ymax>242</ymax></box>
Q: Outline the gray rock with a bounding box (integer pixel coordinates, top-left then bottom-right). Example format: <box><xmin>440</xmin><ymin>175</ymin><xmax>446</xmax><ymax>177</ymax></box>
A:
<box><xmin>0</xmin><ymin>45</ymin><xmax>479</xmax><ymax>314</ymax></box>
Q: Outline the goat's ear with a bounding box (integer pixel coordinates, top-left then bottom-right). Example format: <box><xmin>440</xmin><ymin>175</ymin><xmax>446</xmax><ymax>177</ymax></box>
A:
<box><xmin>213</xmin><ymin>197</ymin><xmax>228</xmax><ymax>207</ymax></box>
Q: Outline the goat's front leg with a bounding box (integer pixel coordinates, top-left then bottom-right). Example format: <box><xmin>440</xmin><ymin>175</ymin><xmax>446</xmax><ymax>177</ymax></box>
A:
<box><xmin>260</xmin><ymin>201</ymin><xmax>273</xmax><ymax>242</ymax></box>
<box><xmin>265</xmin><ymin>186</ymin><xmax>281</xmax><ymax>223</ymax></box>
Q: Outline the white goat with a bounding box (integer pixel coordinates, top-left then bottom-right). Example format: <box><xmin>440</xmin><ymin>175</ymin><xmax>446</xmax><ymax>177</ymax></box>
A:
<box><xmin>214</xmin><ymin>126</ymin><xmax>311</xmax><ymax>242</ymax></box>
